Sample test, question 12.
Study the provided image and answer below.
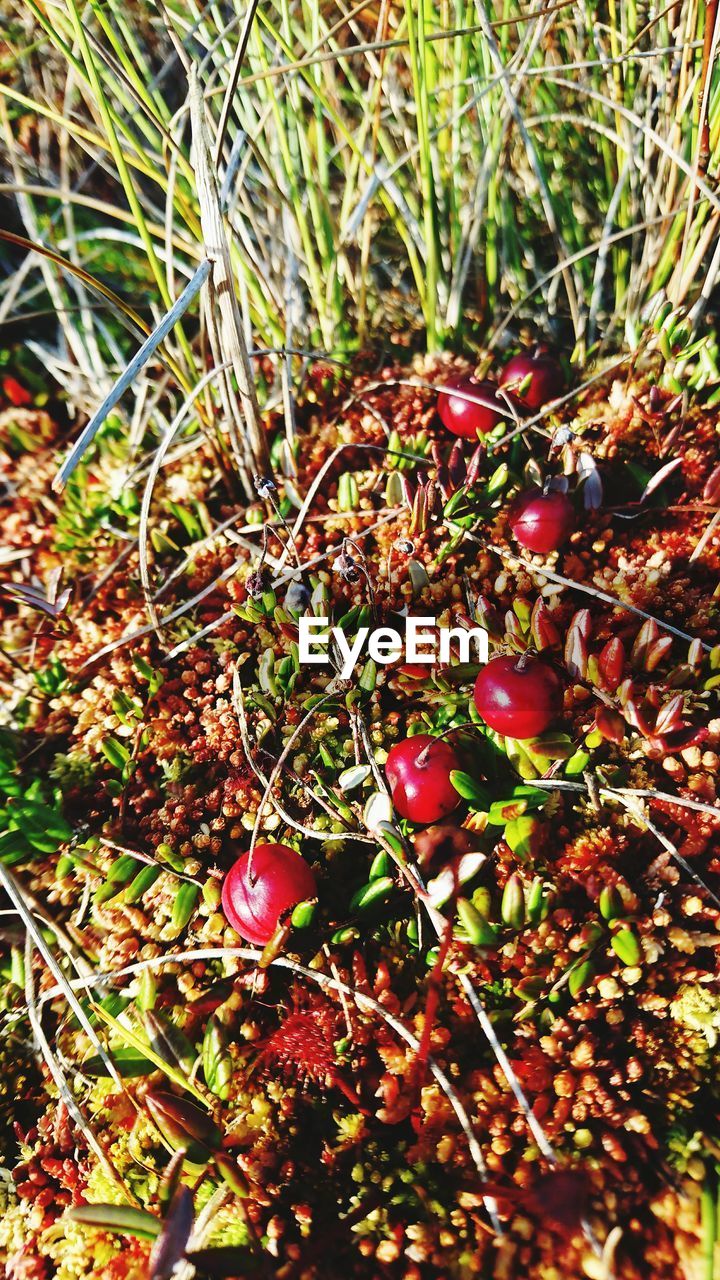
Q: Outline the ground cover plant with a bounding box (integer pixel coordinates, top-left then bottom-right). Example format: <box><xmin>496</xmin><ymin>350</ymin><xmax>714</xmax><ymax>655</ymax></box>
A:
<box><xmin>1</xmin><ymin>3</ymin><xmax>720</xmax><ymax>1278</ymax></box>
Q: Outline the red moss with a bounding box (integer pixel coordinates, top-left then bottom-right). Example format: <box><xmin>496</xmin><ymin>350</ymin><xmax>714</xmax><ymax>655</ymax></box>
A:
<box><xmin>258</xmin><ymin>991</ymin><xmax>366</xmax><ymax>1111</ymax></box>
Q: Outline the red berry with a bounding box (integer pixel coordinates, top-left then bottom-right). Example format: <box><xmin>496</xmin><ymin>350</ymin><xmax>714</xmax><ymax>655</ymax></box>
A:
<box><xmin>221</xmin><ymin>843</ymin><xmax>316</xmax><ymax>945</ymax></box>
<box><xmin>499</xmin><ymin>351</ymin><xmax>563</xmax><ymax>411</ymax></box>
<box><xmin>2</xmin><ymin>376</ymin><xmax>33</xmax><ymax>408</ymax></box>
<box><xmin>437</xmin><ymin>374</ymin><xmax>504</xmax><ymax>438</ymax></box>
<box><xmin>473</xmin><ymin>655</ymin><xmax>562</xmax><ymax>739</ymax></box>
<box><xmin>385</xmin><ymin>734</ymin><xmax>460</xmax><ymax>824</ymax></box>
<box><xmin>509</xmin><ymin>487</ymin><xmax>575</xmax><ymax>554</ymax></box>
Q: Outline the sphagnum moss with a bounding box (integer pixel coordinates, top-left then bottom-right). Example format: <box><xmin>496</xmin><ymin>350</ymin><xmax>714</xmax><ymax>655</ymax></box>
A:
<box><xmin>0</xmin><ymin>353</ymin><xmax>719</xmax><ymax>1280</ymax></box>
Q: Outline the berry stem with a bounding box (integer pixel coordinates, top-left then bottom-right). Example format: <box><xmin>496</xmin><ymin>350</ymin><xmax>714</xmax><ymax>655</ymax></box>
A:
<box><xmin>246</xmin><ymin>690</ymin><xmax>336</xmax><ymax>882</ymax></box>
<box><xmin>415</xmin><ymin>722</ymin><xmax>481</xmax><ymax>768</ymax></box>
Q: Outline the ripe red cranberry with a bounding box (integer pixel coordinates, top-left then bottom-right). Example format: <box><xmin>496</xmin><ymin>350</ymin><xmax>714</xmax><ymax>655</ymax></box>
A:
<box><xmin>437</xmin><ymin>374</ymin><xmax>504</xmax><ymax>438</ymax></box>
<box><xmin>385</xmin><ymin>734</ymin><xmax>460</xmax><ymax>824</ymax></box>
<box><xmin>499</xmin><ymin>350</ymin><xmax>564</xmax><ymax>411</ymax></box>
<box><xmin>474</xmin><ymin>654</ymin><xmax>562</xmax><ymax>739</ymax></box>
<box><xmin>221</xmin><ymin>843</ymin><xmax>316</xmax><ymax>945</ymax></box>
<box><xmin>508</xmin><ymin>487</ymin><xmax>575</xmax><ymax>554</ymax></box>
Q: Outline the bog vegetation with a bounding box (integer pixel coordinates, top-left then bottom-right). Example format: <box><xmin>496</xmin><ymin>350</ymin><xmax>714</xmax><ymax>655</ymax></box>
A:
<box><xmin>1</xmin><ymin>5</ymin><xmax>720</xmax><ymax>1280</ymax></box>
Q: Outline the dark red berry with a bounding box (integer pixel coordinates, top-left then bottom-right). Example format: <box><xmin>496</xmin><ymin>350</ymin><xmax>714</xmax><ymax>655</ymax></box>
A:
<box><xmin>385</xmin><ymin>734</ymin><xmax>460</xmax><ymax>824</ymax></box>
<box><xmin>221</xmin><ymin>844</ymin><xmax>316</xmax><ymax>945</ymax></box>
<box><xmin>473</xmin><ymin>654</ymin><xmax>563</xmax><ymax>739</ymax></box>
<box><xmin>508</xmin><ymin>487</ymin><xmax>575</xmax><ymax>554</ymax></box>
<box><xmin>437</xmin><ymin>374</ymin><xmax>504</xmax><ymax>438</ymax></box>
<box><xmin>499</xmin><ymin>351</ymin><xmax>564</xmax><ymax>411</ymax></box>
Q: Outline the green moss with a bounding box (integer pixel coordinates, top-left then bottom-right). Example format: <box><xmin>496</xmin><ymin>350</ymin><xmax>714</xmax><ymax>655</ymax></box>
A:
<box><xmin>50</xmin><ymin>751</ymin><xmax>98</xmax><ymax>790</ymax></box>
<box><xmin>671</xmin><ymin>985</ymin><xmax>720</xmax><ymax>1050</ymax></box>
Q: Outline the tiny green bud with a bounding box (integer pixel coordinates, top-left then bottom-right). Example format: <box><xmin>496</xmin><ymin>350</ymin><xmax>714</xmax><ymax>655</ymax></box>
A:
<box><xmin>501</xmin><ymin>873</ymin><xmax>526</xmax><ymax>929</ymax></box>
<box><xmin>599</xmin><ymin>885</ymin><xmax>624</xmax><ymax>921</ymax></box>
<box><xmin>611</xmin><ymin>928</ymin><xmax>642</xmax><ymax>967</ymax></box>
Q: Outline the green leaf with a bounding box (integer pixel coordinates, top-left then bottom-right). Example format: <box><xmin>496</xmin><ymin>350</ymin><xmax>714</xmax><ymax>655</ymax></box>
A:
<box><xmin>449</xmin><ymin>770</ymin><xmax>490</xmax><ymax>808</ymax></box>
<box><xmin>442</xmin><ymin>663</ymin><xmax>484</xmax><ymax>685</ymax></box>
<box><xmin>69</xmin><ymin>1205</ymin><xmax>161</xmax><ymax>1240</ymax></box>
<box><xmin>485</xmin><ymin>462</ymin><xmax>509</xmax><ymax>497</ymax></box>
<box><xmin>124</xmin><ymin>864</ymin><xmax>162</xmax><ymax>904</ymax></box>
<box><xmin>82</xmin><ymin>1047</ymin><xmax>155</xmax><ymax>1078</ymax></box>
<box><xmin>611</xmin><ymin>928</ymin><xmax>642</xmax><ymax>967</ymax></box>
<box><xmin>564</xmin><ymin>749</ymin><xmax>591</xmax><ymax>776</ymax></box>
<box><xmin>101</xmin><ymin>736</ymin><xmax>131</xmax><ymax>769</ymax></box>
<box><xmin>290</xmin><ymin>899</ymin><xmax>317</xmax><ymax>928</ymax></box>
<box><xmin>172</xmin><ymin>883</ymin><xmax>200</xmax><ymax>931</ymax></box>
<box><xmin>369</xmin><ymin>849</ymin><xmax>391</xmax><ymax>880</ymax></box>
<box><xmin>337</xmin><ymin>471</ymin><xmax>359</xmax><ymax>511</ymax></box>
<box><xmin>568</xmin><ymin>960</ymin><xmax>594</xmax><ymax>997</ymax></box>
<box><xmin>0</xmin><ymin>829</ymin><xmax>32</xmax><ymax>866</ymax></box>
<box><xmin>486</xmin><ymin>788</ymin><xmax>545</xmax><ymax>824</ymax></box>
<box><xmin>350</xmin><ymin>876</ymin><xmax>394</xmax><ymax>911</ymax></box>
<box><xmin>457</xmin><ymin>898</ymin><xmax>499</xmax><ymax>946</ymax></box>
<box><xmin>525</xmin><ymin>732</ymin><xmax>576</xmax><ymax>762</ymax></box>
<box><xmin>358</xmin><ymin>658</ymin><xmax>377</xmax><ymax>693</ymax></box>
<box><xmin>202</xmin><ymin>1016</ymin><xmax>232</xmax><ymax>1101</ymax></box>
<box><xmin>9</xmin><ymin>801</ymin><xmax>72</xmax><ymax>852</ymax></box>
<box><xmin>504</xmin><ymin>815</ymin><xmax>543</xmax><ymax>861</ymax></box>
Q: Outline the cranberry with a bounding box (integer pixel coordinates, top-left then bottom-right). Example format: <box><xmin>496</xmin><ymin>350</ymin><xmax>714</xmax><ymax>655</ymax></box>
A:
<box><xmin>499</xmin><ymin>350</ymin><xmax>564</xmax><ymax>411</ymax></box>
<box><xmin>385</xmin><ymin>734</ymin><xmax>461</xmax><ymax>824</ymax></box>
<box><xmin>437</xmin><ymin>374</ymin><xmax>504</xmax><ymax>438</ymax></box>
<box><xmin>508</xmin><ymin>487</ymin><xmax>575</xmax><ymax>554</ymax></box>
<box><xmin>221</xmin><ymin>843</ymin><xmax>316</xmax><ymax>945</ymax></box>
<box><xmin>473</xmin><ymin>654</ymin><xmax>563</xmax><ymax>739</ymax></box>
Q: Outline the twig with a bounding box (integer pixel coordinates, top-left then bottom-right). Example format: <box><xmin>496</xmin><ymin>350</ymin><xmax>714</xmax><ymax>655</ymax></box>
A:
<box><xmin>35</xmin><ymin>947</ymin><xmax>503</xmax><ymax>1234</ymax></box>
<box><xmin>450</xmin><ymin>523</ymin><xmax>713</xmax><ymax>651</ymax></box>
<box><xmin>52</xmin><ymin>260</ymin><xmax>212</xmax><ymax>492</ymax></box>
<box><xmin>22</xmin><ymin>935</ymin><xmax>134</xmax><ymax>1204</ymax></box>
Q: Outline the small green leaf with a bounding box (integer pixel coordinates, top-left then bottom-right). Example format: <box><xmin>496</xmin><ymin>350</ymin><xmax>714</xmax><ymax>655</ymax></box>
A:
<box><xmin>504</xmin><ymin>815</ymin><xmax>543</xmax><ymax>861</ymax></box>
<box><xmin>369</xmin><ymin>849</ymin><xmax>390</xmax><ymax>880</ymax></box>
<box><xmin>457</xmin><ymin>898</ymin><xmax>499</xmax><ymax>946</ymax></box>
<box><xmin>82</xmin><ymin>1047</ymin><xmax>155</xmax><ymax>1078</ymax></box>
<box><xmin>568</xmin><ymin>960</ymin><xmax>594</xmax><ymax>997</ymax></box>
<box><xmin>172</xmin><ymin>883</ymin><xmax>200</xmax><ymax>931</ymax></box>
<box><xmin>449</xmin><ymin>770</ymin><xmax>490</xmax><ymax>808</ymax></box>
<box><xmin>358</xmin><ymin>658</ymin><xmax>377</xmax><ymax>693</ymax></box>
<box><xmin>526</xmin><ymin>876</ymin><xmax>549</xmax><ymax>924</ymax></box>
<box><xmin>564</xmin><ymin>749</ymin><xmax>592</xmax><ymax>776</ymax></box>
<box><xmin>124</xmin><ymin>864</ymin><xmax>162</xmax><ymax>904</ymax></box>
<box><xmin>203</xmin><ymin>1016</ymin><xmax>233</xmax><ymax>1101</ymax></box>
<box><xmin>69</xmin><ymin>1205</ymin><xmax>161</xmax><ymax>1240</ymax></box>
<box><xmin>501</xmin><ymin>873</ymin><xmax>526</xmax><ymax>928</ymax></box>
<box><xmin>337</xmin><ymin>472</ymin><xmax>359</xmax><ymax>511</ymax></box>
<box><xmin>290</xmin><ymin>899</ymin><xmax>317</xmax><ymax>928</ymax></box>
<box><xmin>525</xmin><ymin>732</ymin><xmax>576</xmax><ymax>762</ymax></box>
<box><xmin>599</xmin><ymin>886</ymin><xmax>624</xmax><ymax>921</ymax></box>
<box><xmin>9</xmin><ymin>801</ymin><xmax>72</xmax><ymax>852</ymax></box>
<box><xmin>101</xmin><ymin>736</ymin><xmax>131</xmax><ymax>769</ymax></box>
<box><xmin>611</xmin><ymin>928</ymin><xmax>642</xmax><ymax>967</ymax></box>
<box><xmin>350</xmin><ymin>876</ymin><xmax>394</xmax><ymax>911</ymax></box>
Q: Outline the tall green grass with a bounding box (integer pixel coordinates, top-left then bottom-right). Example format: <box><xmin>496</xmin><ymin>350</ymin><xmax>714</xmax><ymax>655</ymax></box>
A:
<box><xmin>1</xmin><ymin>0</ymin><xmax>719</xmax><ymax>372</ymax></box>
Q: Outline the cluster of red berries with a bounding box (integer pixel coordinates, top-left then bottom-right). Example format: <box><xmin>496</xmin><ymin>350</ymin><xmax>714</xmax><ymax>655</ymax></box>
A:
<box><xmin>435</xmin><ymin>350</ymin><xmax>573</xmax><ymax>555</ymax></box>
<box><xmin>436</xmin><ymin>348</ymin><xmax>563</xmax><ymax>439</ymax></box>
<box><xmin>220</xmin><ymin>347</ymin><xmax>572</xmax><ymax>931</ymax></box>
<box><xmin>221</xmin><ymin>649</ymin><xmax>564</xmax><ymax>929</ymax></box>
<box><xmin>437</xmin><ymin>349</ymin><xmax>575</xmax><ymax>555</ymax></box>
<box><xmin>384</xmin><ymin>655</ymin><xmax>563</xmax><ymax>824</ymax></box>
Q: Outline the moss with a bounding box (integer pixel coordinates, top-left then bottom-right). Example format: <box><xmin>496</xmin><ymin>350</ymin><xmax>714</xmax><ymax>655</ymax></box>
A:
<box><xmin>49</xmin><ymin>751</ymin><xmax>98</xmax><ymax>790</ymax></box>
<box><xmin>671</xmin><ymin>985</ymin><xmax>720</xmax><ymax>1049</ymax></box>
